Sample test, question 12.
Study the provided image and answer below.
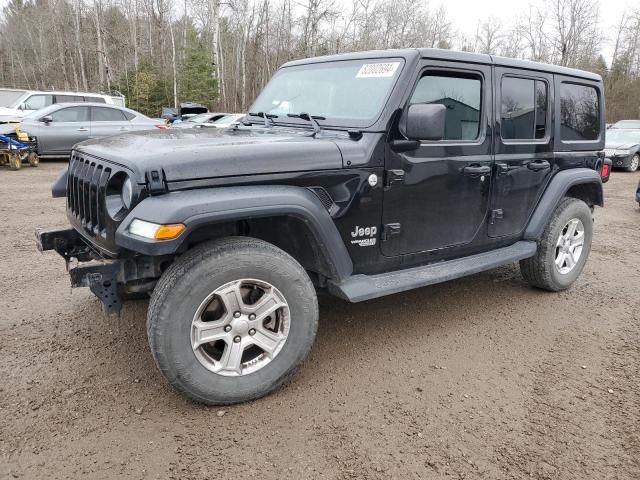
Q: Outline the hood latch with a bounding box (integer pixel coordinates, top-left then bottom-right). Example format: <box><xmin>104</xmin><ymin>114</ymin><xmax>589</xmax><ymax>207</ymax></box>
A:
<box><xmin>145</xmin><ymin>169</ymin><xmax>167</xmax><ymax>195</ymax></box>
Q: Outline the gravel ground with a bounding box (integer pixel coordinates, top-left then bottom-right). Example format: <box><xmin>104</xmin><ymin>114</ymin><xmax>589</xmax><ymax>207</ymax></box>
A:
<box><xmin>1</xmin><ymin>161</ymin><xmax>639</xmax><ymax>480</ymax></box>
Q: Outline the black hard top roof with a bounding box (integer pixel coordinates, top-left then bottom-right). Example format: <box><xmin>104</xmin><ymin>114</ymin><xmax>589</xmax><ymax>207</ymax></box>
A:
<box><xmin>282</xmin><ymin>48</ymin><xmax>601</xmax><ymax>82</ymax></box>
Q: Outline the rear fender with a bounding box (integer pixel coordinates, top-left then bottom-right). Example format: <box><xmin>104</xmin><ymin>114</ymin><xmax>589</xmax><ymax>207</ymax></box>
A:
<box><xmin>524</xmin><ymin>168</ymin><xmax>603</xmax><ymax>241</ymax></box>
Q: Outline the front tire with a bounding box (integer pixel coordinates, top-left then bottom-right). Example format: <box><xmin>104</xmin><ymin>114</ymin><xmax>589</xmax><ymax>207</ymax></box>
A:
<box><xmin>520</xmin><ymin>197</ymin><xmax>593</xmax><ymax>291</ymax></box>
<box><xmin>625</xmin><ymin>154</ymin><xmax>639</xmax><ymax>172</ymax></box>
<box><xmin>147</xmin><ymin>237</ymin><xmax>318</xmax><ymax>405</ymax></box>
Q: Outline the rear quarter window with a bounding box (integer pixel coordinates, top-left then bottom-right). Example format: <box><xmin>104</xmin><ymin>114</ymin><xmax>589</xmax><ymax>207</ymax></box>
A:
<box><xmin>560</xmin><ymin>83</ymin><xmax>600</xmax><ymax>141</ymax></box>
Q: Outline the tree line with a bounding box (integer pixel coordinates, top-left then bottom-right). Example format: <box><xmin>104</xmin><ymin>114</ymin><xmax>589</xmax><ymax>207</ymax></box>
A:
<box><xmin>0</xmin><ymin>0</ymin><xmax>639</xmax><ymax>121</ymax></box>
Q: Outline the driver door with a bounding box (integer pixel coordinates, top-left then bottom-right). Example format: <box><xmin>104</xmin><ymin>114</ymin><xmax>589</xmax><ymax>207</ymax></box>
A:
<box><xmin>382</xmin><ymin>62</ymin><xmax>493</xmax><ymax>257</ymax></box>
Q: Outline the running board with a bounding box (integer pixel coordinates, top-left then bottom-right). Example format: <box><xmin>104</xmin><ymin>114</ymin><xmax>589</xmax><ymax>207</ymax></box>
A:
<box><xmin>328</xmin><ymin>241</ymin><xmax>537</xmax><ymax>302</ymax></box>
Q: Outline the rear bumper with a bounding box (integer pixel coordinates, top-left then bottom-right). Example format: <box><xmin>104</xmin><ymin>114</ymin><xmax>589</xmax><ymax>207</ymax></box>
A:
<box><xmin>36</xmin><ymin>227</ymin><xmax>123</xmax><ymax>313</ymax></box>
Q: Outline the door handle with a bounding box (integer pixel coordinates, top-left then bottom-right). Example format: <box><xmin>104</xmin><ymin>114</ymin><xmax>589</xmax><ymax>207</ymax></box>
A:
<box><xmin>462</xmin><ymin>164</ymin><xmax>491</xmax><ymax>176</ymax></box>
<box><xmin>527</xmin><ymin>160</ymin><xmax>551</xmax><ymax>171</ymax></box>
<box><xmin>76</xmin><ymin>127</ymin><xmax>89</xmax><ymax>132</ymax></box>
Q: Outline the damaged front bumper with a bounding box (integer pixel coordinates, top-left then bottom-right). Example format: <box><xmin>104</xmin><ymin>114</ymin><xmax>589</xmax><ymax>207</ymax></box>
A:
<box><xmin>36</xmin><ymin>227</ymin><xmax>123</xmax><ymax>313</ymax></box>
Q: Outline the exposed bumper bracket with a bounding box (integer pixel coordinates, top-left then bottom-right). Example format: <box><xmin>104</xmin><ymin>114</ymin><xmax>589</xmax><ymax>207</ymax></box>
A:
<box><xmin>36</xmin><ymin>228</ymin><xmax>123</xmax><ymax>313</ymax></box>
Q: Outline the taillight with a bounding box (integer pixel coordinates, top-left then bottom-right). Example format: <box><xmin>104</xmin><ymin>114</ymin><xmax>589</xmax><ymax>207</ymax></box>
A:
<box><xmin>601</xmin><ymin>163</ymin><xmax>609</xmax><ymax>178</ymax></box>
<box><xmin>154</xmin><ymin>124</ymin><xmax>168</xmax><ymax>130</ymax></box>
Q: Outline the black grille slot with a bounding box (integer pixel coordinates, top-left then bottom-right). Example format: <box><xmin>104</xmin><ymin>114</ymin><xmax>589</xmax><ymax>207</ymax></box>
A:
<box><xmin>308</xmin><ymin>187</ymin><xmax>339</xmax><ymax>216</ymax></box>
<box><xmin>67</xmin><ymin>152</ymin><xmax>114</xmax><ymax>242</ymax></box>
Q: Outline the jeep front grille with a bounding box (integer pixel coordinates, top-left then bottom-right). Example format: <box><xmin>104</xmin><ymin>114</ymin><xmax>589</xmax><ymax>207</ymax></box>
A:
<box><xmin>67</xmin><ymin>153</ymin><xmax>111</xmax><ymax>237</ymax></box>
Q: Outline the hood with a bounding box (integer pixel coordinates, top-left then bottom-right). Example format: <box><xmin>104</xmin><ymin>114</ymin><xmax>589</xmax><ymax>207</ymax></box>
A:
<box><xmin>75</xmin><ymin>126</ymin><xmax>344</xmax><ymax>183</ymax></box>
<box><xmin>605</xmin><ymin>141</ymin><xmax>638</xmax><ymax>150</ymax></box>
<box><xmin>0</xmin><ymin>107</ymin><xmax>26</xmax><ymax>123</ymax></box>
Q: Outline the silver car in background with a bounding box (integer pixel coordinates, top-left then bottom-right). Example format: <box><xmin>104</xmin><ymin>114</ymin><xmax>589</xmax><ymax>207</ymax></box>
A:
<box><xmin>3</xmin><ymin>103</ymin><xmax>165</xmax><ymax>157</ymax></box>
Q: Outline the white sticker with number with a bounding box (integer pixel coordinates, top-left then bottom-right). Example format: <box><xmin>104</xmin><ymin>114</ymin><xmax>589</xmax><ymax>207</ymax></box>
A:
<box><xmin>356</xmin><ymin>62</ymin><xmax>400</xmax><ymax>78</ymax></box>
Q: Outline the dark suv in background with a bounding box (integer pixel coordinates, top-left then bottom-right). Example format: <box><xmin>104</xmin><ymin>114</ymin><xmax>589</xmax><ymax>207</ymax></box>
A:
<box><xmin>37</xmin><ymin>49</ymin><xmax>609</xmax><ymax>405</ymax></box>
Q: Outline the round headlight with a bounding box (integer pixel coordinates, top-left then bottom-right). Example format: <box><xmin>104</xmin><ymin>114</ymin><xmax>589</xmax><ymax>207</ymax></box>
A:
<box><xmin>122</xmin><ymin>177</ymin><xmax>133</xmax><ymax>210</ymax></box>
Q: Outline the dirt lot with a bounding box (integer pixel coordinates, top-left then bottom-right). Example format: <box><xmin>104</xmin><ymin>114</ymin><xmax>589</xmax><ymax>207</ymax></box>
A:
<box><xmin>1</xmin><ymin>161</ymin><xmax>639</xmax><ymax>480</ymax></box>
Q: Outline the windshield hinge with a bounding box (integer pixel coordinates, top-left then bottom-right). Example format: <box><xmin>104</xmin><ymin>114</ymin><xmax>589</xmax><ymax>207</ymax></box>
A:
<box><xmin>145</xmin><ymin>169</ymin><xmax>167</xmax><ymax>195</ymax></box>
<box><xmin>385</xmin><ymin>169</ymin><xmax>405</xmax><ymax>189</ymax></box>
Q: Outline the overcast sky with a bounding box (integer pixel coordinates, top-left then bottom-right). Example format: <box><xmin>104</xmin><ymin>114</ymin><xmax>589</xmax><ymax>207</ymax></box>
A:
<box><xmin>0</xmin><ymin>0</ymin><xmax>633</xmax><ymax>63</ymax></box>
<box><xmin>435</xmin><ymin>0</ymin><xmax>632</xmax><ymax>63</ymax></box>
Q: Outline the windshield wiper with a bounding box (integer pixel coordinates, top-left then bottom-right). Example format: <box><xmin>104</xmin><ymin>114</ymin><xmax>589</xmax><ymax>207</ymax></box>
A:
<box><xmin>248</xmin><ymin>111</ymin><xmax>278</xmax><ymax>128</ymax></box>
<box><xmin>287</xmin><ymin>112</ymin><xmax>325</xmax><ymax>137</ymax></box>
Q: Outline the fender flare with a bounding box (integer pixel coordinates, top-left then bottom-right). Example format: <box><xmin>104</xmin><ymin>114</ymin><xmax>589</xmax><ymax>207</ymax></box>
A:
<box><xmin>115</xmin><ymin>185</ymin><xmax>354</xmax><ymax>281</ymax></box>
<box><xmin>524</xmin><ymin>168</ymin><xmax>603</xmax><ymax>241</ymax></box>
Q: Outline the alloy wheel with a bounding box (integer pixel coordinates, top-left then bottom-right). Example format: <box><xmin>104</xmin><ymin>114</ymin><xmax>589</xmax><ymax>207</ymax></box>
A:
<box><xmin>191</xmin><ymin>279</ymin><xmax>290</xmax><ymax>376</ymax></box>
<box><xmin>554</xmin><ymin>218</ymin><xmax>585</xmax><ymax>275</ymax></box>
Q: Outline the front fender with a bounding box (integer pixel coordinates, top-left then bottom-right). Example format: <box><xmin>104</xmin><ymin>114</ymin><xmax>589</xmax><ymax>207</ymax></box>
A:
<box><xmin>524</xmin><ymin>168</ymin><xmax>603</xmax><ymax>241</ymax></box>
<box><xmin>115</xmin><ymin>185</ymin><xmax>353</xmax><ymax>281</ymax></box>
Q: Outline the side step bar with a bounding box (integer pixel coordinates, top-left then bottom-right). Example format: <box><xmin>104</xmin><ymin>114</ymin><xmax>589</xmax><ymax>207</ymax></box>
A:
<box><xmin>328</xmin><ymin>241</ymin><xmax>537</xmax><ymax>302</ymax></box>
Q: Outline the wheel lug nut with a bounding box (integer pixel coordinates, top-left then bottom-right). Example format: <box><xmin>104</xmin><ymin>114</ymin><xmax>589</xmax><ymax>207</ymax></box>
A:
<box><xmin>224</xmin><ymin>325</ymin><xmax>232</xmax><ymax>332</ymax></box>
<box><xmin>249</xmin><ymin>328</ymin><xmax>256</xmax><ymax>336</ymax></box>
<box><xmin>233</xmin><ymin>336</ymin><xmax>241</xmax><ymax>343</ymax></box>
<box><xmin>249</xmin><ymin>313</ymin><xmax>256</xmax><ymax>320</ymax></box>
<box><xmin>233</xmin><ymin>311</ymin><xmax>241</xmax><ymax>318</ymax></box>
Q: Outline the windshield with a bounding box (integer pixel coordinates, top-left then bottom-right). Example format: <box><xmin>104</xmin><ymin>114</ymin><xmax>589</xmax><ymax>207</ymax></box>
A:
<box><xmin>606</xmin><ymin>129</ymin><xmax>640</xmax><ymax>145</ymax></box>
<box><xmin>186</xmin><ymin>113</ymin><xmax>213</xmax><ymax>123</ymax></box>
<box><xmin>249</xmin><ymin>59</ymin><xmax>404</xmax><ymax>127</ymax></box>
<box><xmin>0</xmin><ymin>89</ymin><xmax>27</xmax><ymax>108</ymax></box>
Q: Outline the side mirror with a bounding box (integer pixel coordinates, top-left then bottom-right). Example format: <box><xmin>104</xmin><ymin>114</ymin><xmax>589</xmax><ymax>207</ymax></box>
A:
<box><xmin>41</xmin><ymin>115</ymin><xmax>53</xmax><ymax>124</ymax></box>
<box><xmin>405</xmin><ymin>103</ymin><xmax>446</xmax><ymax>141</ymax></box>
<box><xmin>18</xmin><ymin>103</ymin><xmax>25</xmax><ymax>111</ymax></box>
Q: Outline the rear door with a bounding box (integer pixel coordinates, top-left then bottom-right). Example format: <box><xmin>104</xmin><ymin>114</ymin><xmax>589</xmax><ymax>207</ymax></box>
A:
<box><xmin>489</xmin><ymin>68</ymin><xmax>554</xmax><ymax>238</ymax></box>
<box><xmin>90</xmin><ymin>106</ymin><xmax>132</xmax><ymax>138</ymax></box>
<box><xmin>38</xmin><ymin>105</ymin><xmax>90</xmax><ymax>155</ymax></box>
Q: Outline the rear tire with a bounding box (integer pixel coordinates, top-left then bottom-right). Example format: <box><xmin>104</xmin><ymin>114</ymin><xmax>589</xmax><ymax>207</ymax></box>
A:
<box><xmin>147</xmin><ymin>237</ymin><xmax>318</xmax><ymax>405</ymax></box>
<box><xmin>520</xmin><ymin>197</ymin><xmax>593</xmax><ymax>291</ymax></box>
<box><xmin>27</xmin><ymin>152</ymin><xmax>39</xmax><ymax>167</ymax></box>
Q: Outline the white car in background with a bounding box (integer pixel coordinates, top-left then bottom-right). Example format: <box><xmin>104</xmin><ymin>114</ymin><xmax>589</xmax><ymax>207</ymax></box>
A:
<box><xmin>0</xmin><ymin>88</ymin><xmax>125</xmax><ymax>123</ymax></box>
<box><xmin>171</xmin><ymin>113</ymin><xmax>245</xmax><ymax>129</ymax></box>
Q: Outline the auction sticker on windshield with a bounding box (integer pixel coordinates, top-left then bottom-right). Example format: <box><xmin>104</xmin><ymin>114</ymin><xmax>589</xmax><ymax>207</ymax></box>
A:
<box><xmin>356</xmin><ymin>62</ymin><xmax>400</xmax><ymax>78</ymax></box>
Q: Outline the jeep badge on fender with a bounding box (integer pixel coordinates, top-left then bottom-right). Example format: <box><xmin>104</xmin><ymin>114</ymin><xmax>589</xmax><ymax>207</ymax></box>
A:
<box><xmin>36</xmin><ymin>48</ymin><xmax>607</xmax><ymax>405</ymax></box>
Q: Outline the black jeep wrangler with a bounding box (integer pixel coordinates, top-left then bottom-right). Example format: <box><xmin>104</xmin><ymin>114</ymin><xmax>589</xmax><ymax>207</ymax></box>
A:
<box><xmin>37</xmin><ymin>49</ymin><xmax>610</xmax><ymax>405</ymax></box>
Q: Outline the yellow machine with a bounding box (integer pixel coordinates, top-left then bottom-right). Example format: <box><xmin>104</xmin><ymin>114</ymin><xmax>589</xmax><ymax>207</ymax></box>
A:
<box><xmin>0</xmin><ymin>126</ymin><xmax>38</xmax><ymax>170</ymax></box>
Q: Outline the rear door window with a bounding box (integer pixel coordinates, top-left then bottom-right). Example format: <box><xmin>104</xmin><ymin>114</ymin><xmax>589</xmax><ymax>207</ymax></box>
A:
<box><xmin>560</xmin><ymin>83</ymin><xmax>600</xmax><ymax>141</ymax></box>
<box><xmin>50</xmin><ymin>106</ymin><xmax>90</xmax><ymax>122</ymax></box>
<box><xmin>92</xmin><ymin>107</ymin><xmax>127</xmax><ymax>121</ymax></box>
<box><xmin>55</xmin><ymin>95</ymin><xmax>83</xmax><ymax>103</ymax></box>
<box><xmin>501</xmin><ymin>77</ymin><xmax>548</xmax><ymax>140</ymax></box>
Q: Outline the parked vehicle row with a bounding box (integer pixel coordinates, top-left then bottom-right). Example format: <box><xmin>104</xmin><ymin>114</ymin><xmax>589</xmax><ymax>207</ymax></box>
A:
<box><xmin>171</xmin><ymin>112</ymin><xmax>244</xmax><ymax>129</ymax></box>
<box><xmin>0</xmin><ymin>103</ymin><xmax>165</xmax><ymax>157</ymax></box>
